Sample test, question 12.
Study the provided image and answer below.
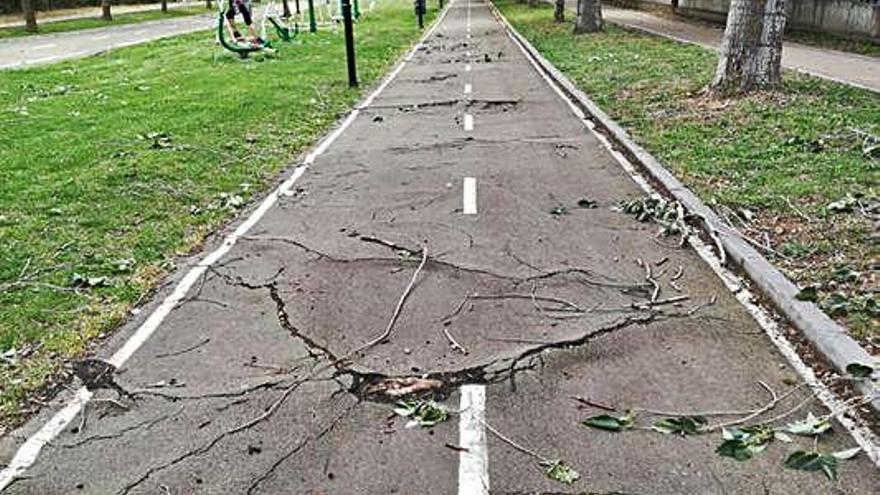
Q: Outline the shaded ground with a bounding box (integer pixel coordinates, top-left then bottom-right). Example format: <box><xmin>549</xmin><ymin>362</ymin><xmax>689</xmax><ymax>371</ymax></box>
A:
<box><xmin>1</xmin><ymin>1</ymin><xmax>876</xmax><ymax>493</ymax></box>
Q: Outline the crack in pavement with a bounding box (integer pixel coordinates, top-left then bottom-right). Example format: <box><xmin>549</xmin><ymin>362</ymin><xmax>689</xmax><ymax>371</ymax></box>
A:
<box><xmin>50</xmin><ymin>407</ymin><xmax>184</xmax><ymax>450</ymax></box>
<box><xmin>244</xmin><ymin>398</ymin><xmax>359</xmax><ymax>494</ymax></box>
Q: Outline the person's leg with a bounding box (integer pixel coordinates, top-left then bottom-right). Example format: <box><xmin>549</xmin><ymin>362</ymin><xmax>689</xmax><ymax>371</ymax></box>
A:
<box><xmin>225</xmin><ymin>0</ymin><xmax>242</xmax><ymax>40</ymax></box>
<box><xmin>239</xmin><ymin>3</ymin><xmax>258</xmax><ymax>39</ymax></box>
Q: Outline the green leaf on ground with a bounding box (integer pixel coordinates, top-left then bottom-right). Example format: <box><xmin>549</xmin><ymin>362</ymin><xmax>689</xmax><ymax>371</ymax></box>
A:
<box><xmin>785</xmin><ymin>412</ymin><xmax>832</xmax><ymax>436</ymax></box>
<box><xmin>550</xmin><ymin>205</ymin><xmax>569</xmax><ymax>216</ymax></box>
<box><xmin>652</xmin><ymin>415</ymin><xmax>707</xmax><ymax>435</ymax></box>
<box><xmin>845</xmin><ymin>362</ymin><xmax>874</xmax><ymax>378</ymax></box>
<box><xmin>582</xmin><ymin>411</ymin><xmax>635</xmax><ymax>432</ymax></box>
<box><xmin>784</xmin><ymin>451</ymin><xmax>839</xmax><ymax>481</ymax></box>
<box><xmin>393</xmin><ymin>399</ymin><xmax>449</xmax><ymax>428</ymax></box>
<box><xmin>541</xmin><ymin>460</ymin><xmax>580</xmax><ymax>484</ymax></box>
<box><xmin>576</xmin><ymin>198</ymin><xmax>598</xmax><ymax>208</ymax></box>
<box><xmin>795</xmin><ymin>286</ymin><xmax>819</xmax><ymax>302</ymax></box>
<box><xmin>716</xmin><ymin>425</ymin><xmax>776</xmax><ymax>461</ymax></box>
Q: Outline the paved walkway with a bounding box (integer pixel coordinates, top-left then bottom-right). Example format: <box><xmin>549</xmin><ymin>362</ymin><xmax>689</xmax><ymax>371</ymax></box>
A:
<box><xmin>0</xmin><ymin>1</ymin><xmax>204</xmax><ymax>29</ymax></box>
<box><xmin>604</xmin><ymin>6</ymin><xmax>880</xmax><ymax>93</ymax></box>
<box><xmin>0</xmin><ymin>13</ymin><xmax>213</xmax><ymax>70</ymax></box>
<box><xmin>0</xmin><ymin>1</ymin><xmax>877</xmax><ymax>493</ymax></box>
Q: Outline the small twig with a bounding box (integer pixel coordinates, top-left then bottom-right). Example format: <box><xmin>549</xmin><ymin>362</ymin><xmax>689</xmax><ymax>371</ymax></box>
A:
<box><xmin>686</xmin><ymin>295</ymin><xmax>717</xmax><ymax>316</ymax></box>
<box><xmin>482</xmin><ymin>420</ymin><xmax>551</xmax><ymax>464</ymax></box>
<box><xmin>706</xmin><ymin>381</ymin><xmax>809</xmax><ymax>432</ymax></box>
<box><xmin>444</xmin><ymin>443</ymin><xmax>470</xmax><ymax>453</ymax></box>
<box><xmin>569</xmin><ymin>396</ymin><xmax>616</xmax><ymax>412</ymax></box>
<box><xmin>342</xmin><ymin>247</ymin><xmax>429</xmax><ymax>361</ymax></box>
<box><xmin>442</xmin><ymin>327</ymin><xmax>468</xmax><ymax>355</ymax></box>
<box><xmin>154</xmin><ymin>338</ymin><xmax>211</xmax><ymax>359</ymax></box>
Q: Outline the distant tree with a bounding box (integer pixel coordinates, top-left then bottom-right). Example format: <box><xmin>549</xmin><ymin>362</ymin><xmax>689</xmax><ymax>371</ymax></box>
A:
<box><xmin>574</xmin><ymin>0</ymin><xmax>601</xmax><ymax>33</ymax></box>
<box><xmin>555</xmin><ymin>0</ymin><xmax>564</xmax><ymax>23</ymax></box>
<box><xmin>206</xmin><ymin>0</ymin><xmax>213</xmax><ymax>9</ymax></box>
<box><xmin>101</xmin><ymin>0</ymin><xmax>113</xmax><ymax>21</ymax></box>
<box><xmin>711</xmin><ymin>0</ymin><xmax>789</xmax><ymax>94</ymax></box>
<box><xmin>161</xmin><ymin>0</ymin><xmax>168</xmax><ymax>12</ymax></box>
<box><xmin>283</xmin><ymin>0</ymin><xmax>292</xmax><ymax>17</ymax></box>
<box><xmin>20</xmin><ymin>0</ymin><xmax>37</xmax><ymax>33</ymax></box>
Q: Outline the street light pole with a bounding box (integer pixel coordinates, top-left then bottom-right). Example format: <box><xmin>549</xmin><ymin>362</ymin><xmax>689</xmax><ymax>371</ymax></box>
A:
<box><xmin>307</xmin><ymin>0</ymin><xmax>317</xmax><ymax>32</ymax></box>
<box><xmin>342</xmin><ymin>0</ymin><xmax>358</xmax><ymax>87</ymax></box>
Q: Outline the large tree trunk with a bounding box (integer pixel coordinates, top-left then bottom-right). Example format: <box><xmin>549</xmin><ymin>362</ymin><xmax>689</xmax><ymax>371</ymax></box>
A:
<box><xmin>755</xmin><ymin>0</ymin><xmax>788</xmax><ymax>88</ymax></box>
<box><xmin>555</xmin><ymin>0</ymin><xmax>565</xmax><ymax>23</ymax></box>
<box><xmin>574</xmin><ymin>0</ymin><xmax>601</xmax><ymax>34</ymax></box>
<box><xmin>101</xmin><ymin>0</ymin><xmax>113</xmax><ymax>21</ymax></box>
<box><xmin>711</xmin><ymin>0</ymin><xmax>788</xmax><ymax>95</ymax></box>
<box><xmin>21</xmin><ymin>0</ymin><xmax>37</xmax><ymax>33</ymax></box>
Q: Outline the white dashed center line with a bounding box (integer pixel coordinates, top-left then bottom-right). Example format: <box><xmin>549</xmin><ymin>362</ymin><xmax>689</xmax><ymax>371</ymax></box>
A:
<box><xmin>458</xmin><ymin>384</ymin><xmax>489</xmax><ymax>494</ymax></box>
<box><xmin>463</xmin><ymin>114</ymin><xmax>474</xmax><ymax>131</ymax></box>
<box><xmin>465</xmin><ymin>64</ymin><xmax>472</xmax><ymax>72</ymax></box>
<box><xmin>463</xmin><ymin>177</ymin><xmax>477</xmax><ymax>215</ymax></box>
<box><xmin>464</xmin><ymin>83</ymin><xmax>472</xmax><ymax>94</ymax></box>
<box><xmin>32</xmin><ymin>43</ymin><xmax>57</xmax><ymax>50</ymax></box>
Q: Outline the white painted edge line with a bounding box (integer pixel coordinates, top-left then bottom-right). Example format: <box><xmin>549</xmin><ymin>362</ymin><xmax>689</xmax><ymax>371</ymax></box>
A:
<box><xmin>463</xmin><ymin>114</ymin><xmax>474</xmax><ymax>131</ymax></box>
<box><xmin>493</xmin><ymin>2</ymin><xmax>880</xmax><ymax>464</ymax></box>
<box><xmin>458</xmin><ymin>384</ymin><xmax>489</xmax><ymax>495</ymax></box>
<box><xmin>0</xmin><ymin>2</ymin><xmax>455</xmax><ymax>489</ymax></box>
<box><xmin>465</xmin><ymin>63</ymin><xmax>472</xmax><ymax>72</ymax></box>
<box><xmin>463</xmin><ymin>177</ymin><xmax>477</xmax><ymax>215</ymax></box>
<box><xmin>464</xmin><ymin>83</ymin><xmax>472</xmax><ymax>94</ymax></box>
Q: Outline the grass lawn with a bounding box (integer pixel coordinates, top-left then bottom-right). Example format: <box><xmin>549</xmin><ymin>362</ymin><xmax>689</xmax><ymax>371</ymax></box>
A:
<box><xmin>494</xmin><ymin>1</ymin><xmax>878</xmax><ymax>346</ymax></box>
<box><xmin>0</xmin><ymin>6</ymin><xmax>209</xmax><ymax>40</ymax></box>
<box><xmin>0</xmin><ymin>0</ymin><xmax>435</xmax><ymax>431</ymax></box>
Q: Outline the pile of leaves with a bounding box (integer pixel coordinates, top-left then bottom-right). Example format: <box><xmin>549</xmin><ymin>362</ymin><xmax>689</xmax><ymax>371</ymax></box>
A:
<box><xmin>618</xmin><ymin>197</ymin><xmax>692</xmax><ymax>238</ymax></box>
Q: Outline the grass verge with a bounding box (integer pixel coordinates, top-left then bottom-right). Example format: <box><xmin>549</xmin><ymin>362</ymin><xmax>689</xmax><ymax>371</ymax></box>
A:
<box><xmin>0</xmin><ymin>6</ymin><xmax>209</xmax><ymax>40</ymax></box>
<box><xmin>495</xmin><ymin>1</ymin><xmax>878</xmax><ymax>347</ymax></box>
<box><xmin>0</xmin><ymin>0</ymin><xmax>435</xmax><ymax>432</ymax></box>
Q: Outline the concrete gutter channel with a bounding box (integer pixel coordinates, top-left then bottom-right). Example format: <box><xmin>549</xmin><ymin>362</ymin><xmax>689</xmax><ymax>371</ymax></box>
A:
<box><xmin>487</xmin><ymin>1</ymin><xmax>879</xmax><ymax>412</ymax></box>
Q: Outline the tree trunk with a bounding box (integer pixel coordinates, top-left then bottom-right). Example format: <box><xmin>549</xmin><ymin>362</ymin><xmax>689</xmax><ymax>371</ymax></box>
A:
<box><xmin>161</xmin><ymin>0</ymin><xmax>168</xmax><ymax>12</ymax></box>
<box><xmin>711</xmin><ymin>0</ymin><xmax>788</xmax><ymax>95</ymax></box>
<box><xmin>574</xmin><ymin>0</ymin><xmax>601</xmax><ymax>34</ymax></box>
<box><xmin>528</xmin><ymin>0</ymin><xmax>536</xmax><ymax>7</ymax></box>
<box><xmin>555</xmin><ymin>0</ymin><xmax>565</xmax><ymax>22</ymax></box>
<box><xmin>21</xmin><ymin>0</ymin><xmax>37</xmax><ymax>33</ymax></box>
<box><xmin>755</xmin><ymin>0</ymin><xmax>788</xmax><ymax>88</ymax></box>
<box><xmin>101</xmin><ymin>0</ymin><xmax>113</xmax><ymax>21</ymax></box>
<box><xmin>206</xmin><ymin>0</ymin><xmax>213</xmax><ymax>9</ymax></box>
<box><xmin>282</xmin><ymin>0</ymin><xmax>292</xmax><ymax>17</ymax></box>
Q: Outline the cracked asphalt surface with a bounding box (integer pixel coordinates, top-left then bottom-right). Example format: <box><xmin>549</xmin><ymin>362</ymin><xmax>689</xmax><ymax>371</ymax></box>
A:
<box><xmin>1</xmin><ymin>1</ymin><xmax>877</xmax><ymax>493</ymax></box>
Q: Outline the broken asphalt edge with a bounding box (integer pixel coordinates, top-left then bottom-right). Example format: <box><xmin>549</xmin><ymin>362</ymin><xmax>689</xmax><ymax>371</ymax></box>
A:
<box><xmin>487</xmin><ymin>1</ymin><xmax>878</xmax><ymax>413</ymax></box>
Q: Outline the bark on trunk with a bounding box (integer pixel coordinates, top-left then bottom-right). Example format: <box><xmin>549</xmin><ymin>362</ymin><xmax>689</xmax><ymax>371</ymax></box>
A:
<box><xmin>101</xmin><ymin>0</ymin><xmax>113</xmax><ymax>21</ymax></box>
<box><xmin>555</xmin><ymin>0</ymin><xmax>565</xmax><ymax>23</ymax></box>
<box><xmin>755</xmin><ymin>0</ymin><xmax>788</xmax><ymax>88</ymax></box>
<box><xmin>711</xmin><ymin>0</ymin><xmax>788</xmax><ymax>95</ymax></box>
<box><xmin>574</xmin><ymin>0</ymin><xmax>601</xmax><ymax>34</ymax></box>
<box><xmin>21</xmin><ymin>0</ymin><xmax>37</xmax><ymax>33</ymax></box>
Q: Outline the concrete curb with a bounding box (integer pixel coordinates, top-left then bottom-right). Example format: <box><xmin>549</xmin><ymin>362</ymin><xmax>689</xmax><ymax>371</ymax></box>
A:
<box><xmin>489</xmin><ymin>2</ymin><xmax>878</xmax><ymax>411</ymax></box>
